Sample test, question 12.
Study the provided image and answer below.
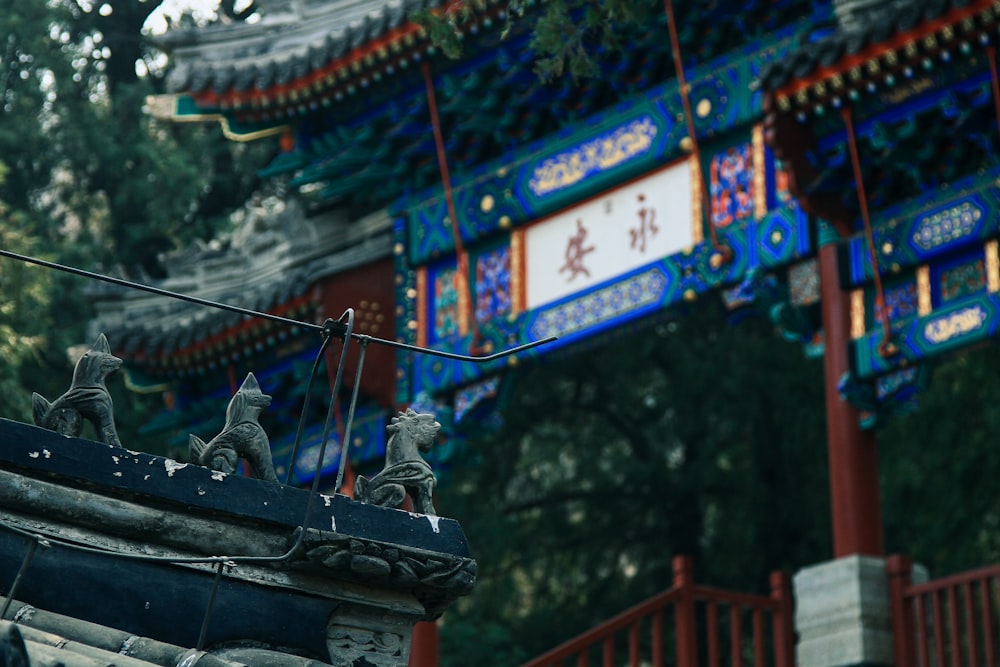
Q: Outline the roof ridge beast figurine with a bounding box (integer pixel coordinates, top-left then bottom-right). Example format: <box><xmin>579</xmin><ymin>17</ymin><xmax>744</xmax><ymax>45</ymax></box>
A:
<box><xmin>354</xmin><ymin>409</ymin><xmax>440</xmax><ymax>516</ymax></box>
<box><xmin>32</xmin><ymin>333</ymin><xmax>122</xmax><ymax>448</ymax></box>
<box><xmin>189</xmin><ymin>371</ymin><xmax>278</xmax><ymax>482</ymax></box>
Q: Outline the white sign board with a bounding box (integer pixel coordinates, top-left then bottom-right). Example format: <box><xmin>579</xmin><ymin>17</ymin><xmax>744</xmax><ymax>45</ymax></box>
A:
<box><xmin>525</xmin><ymin>159</ymin><xmax>695</xmax><ymax>309</ymax></box>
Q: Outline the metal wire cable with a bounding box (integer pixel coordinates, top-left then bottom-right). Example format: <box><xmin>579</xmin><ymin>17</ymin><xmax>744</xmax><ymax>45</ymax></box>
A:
<box><xmin>0</xmin><ymin>237</ymin><xmax>556</xmax><ymax>645</ymax></box>
<box><xmin>0</xmin><ymin>248</ymin><xmax>556</xmax><ymax>362</ymax></box>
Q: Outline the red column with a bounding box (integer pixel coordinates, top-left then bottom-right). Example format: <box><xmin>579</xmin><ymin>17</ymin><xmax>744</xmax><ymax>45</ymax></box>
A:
<box><xmin>409</xmin><ymin>621</ymin><xmax>439</xmax><ymax>667</ymax></box>
<box><xmin>887</xmin><ymin>555</ymin><xmax>916</xmax><ymax>667</ymax></box>
<box><xmin>673</xmin><ymin>555</ymin><xmax>698</xmax><ymax>667</ymax></box>
<box><xmin>818</xmin><ymin>242</ymin><xmax>884</xmax><ymax>556</ymax></box>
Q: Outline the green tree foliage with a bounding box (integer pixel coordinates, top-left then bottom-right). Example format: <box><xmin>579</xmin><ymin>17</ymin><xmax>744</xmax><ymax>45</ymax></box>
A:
<box><xmin>0</xmin><ymin>162</ymin><xmax>55</xmax><ymax>422</ymax></box>
<box><xmin>415</xmin><ymin>0</ymin><xmax>661</xmax><ymax>81</ymax></box>
<box><xmin>880</xmin><ymin>344</ymin><xmax>1000</xmax><ymax>576</ymax></box>
<box><xmin>0</xmin><ymin>0</ymin><xmax>273</xmax><ymax>443</ymax></box>
<box><xmin>436</xmin><ymin>301</ymin><xmax>831</xmax><ymax>664</ymax></box>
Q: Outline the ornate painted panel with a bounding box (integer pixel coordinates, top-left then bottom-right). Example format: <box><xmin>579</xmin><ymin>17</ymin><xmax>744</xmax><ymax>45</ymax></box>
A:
<box><xmin>524</xmin><ymin>160</ymin><xmax>695</xmax><ymax>309</ymax></box>
<box><xmin>430</xmin><ymin>263</ymin><xmax>461</xmax><ymax>344</ymax></box>
<box><xmin>852</xmin><ymin>291</ymin><xmax>1000</xmax><ymax>380</ymax></box>
<box><xmin>399</xmin><ymin>28</ymin><xmax>811</xmax><ymax>267</ymax></box>
<box><xmin>709</xmin><ymin>142</ymin><xmax>755</xmax><ymax>231</ymax></box>
<box><xmin>398</xmin><ymin>198</ymin><xmax>812</xmax><ymax>399</ymax></box>
<box><xmin>840</xmin><ymin>168</ymin><xmax>1000</xmax><ymax>288</ymax></box>
<box><xmin>932</xmin><ymin>251</ymin><xmax>986</xmax><ymax>307</ymax></box>
<box><xmin>871</xmin><ymin>278</ymin><xmax>919</xmax><ymax>334</ymax></box>
<box><xmin>473</xmin><ymin>245</ymin><xmax>513</xmax><ymax>325</ymax></box>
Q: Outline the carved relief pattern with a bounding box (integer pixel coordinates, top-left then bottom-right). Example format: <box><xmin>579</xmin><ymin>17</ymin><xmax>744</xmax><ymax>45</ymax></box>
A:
<box><xmin>528</xmin><ymin>116</ymin><xmax>658</xmax><ymax>197</ymax></box>
<box><xmin>328</xmin><ymin>626</ymin><xmax>405</xmax><ymax>667</ymax></box>
<box><xmin>300</xmin><ymin>530</ymin><xmax>477</xmax><ymax>618</ymax></box>
<box><xmin>709</xmin><ymin>142</ymin><xmax>754</xmax><ymax>230</ymax></box>
<box><xmin>474</xmin><ymin>247</ymin><xmax>512</xmax><ymax>324</ymax></box>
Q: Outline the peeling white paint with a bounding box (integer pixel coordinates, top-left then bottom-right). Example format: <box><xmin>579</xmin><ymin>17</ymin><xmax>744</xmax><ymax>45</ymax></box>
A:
<box><xmin>331</xmin><ymin>515</ymin><xmax>337</xmax><ymax>531</ymax></box>
<box><xmin>143</xmin><ymin>475</ymin><xmax>150</xmax><ymax>481</ymax></box>
<box><xmin>42</xmin><ymin>450</ymin><xmax>50</xmax><ymax>459</ymax></box>
<box><xmin>113</xmin><ymin>472</ymin><xmax>122</xmax><ymax>477</ymax></box>
<box><xmin>164</xmin><ymin>460</ymin><xmax>188</xmax><ymax>477</ymax></box>
<box><xmin>210</xmin><ymin>471</ymin><xmax>226</xmax><ymax>482</ymax></box>
<box><xmin>111</xmin><ymin>456</ymin><xmax>120</xmax><ymax>464</ymax></box>
<box><xmin>426</xmin><ymin>516</ymin><xmax>441</xmax><ymax>533</ymax></box>
<box><xmin>321</xmin><ymin>494</ymin><xmax>333</xmax><ymax>507</ymax></box>
<box><xmin>127</xmin><ymin>449</ymin><xmax>140</xmax><ymax>456</ymax></box>
<box><xmin>120</xmin><ymin>635</ymin><xmax>140</xmax><ymax>655</ymax></box>
<box><xmin>28</xmin><ymin>452</ymin><xmax>39</xmax><ymax>459</ymax></box>
<box><xmin>144</xmin><ymin>602</ymin><xmax>150</xmax><ymax>610</ymax></box>
<box><xmin>197</xmin><ymin>487</ymin><xmax>206</xmax><ymax>496</ymax></box>
<box><xmin>13</xmin><ymin>605</ymin><xmax>35</xmax><ymax>623</ymax></box>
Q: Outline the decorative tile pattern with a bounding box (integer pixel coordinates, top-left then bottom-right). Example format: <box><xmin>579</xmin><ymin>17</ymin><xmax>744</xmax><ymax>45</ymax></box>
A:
<box><xmin>788</xmin><ymin>258</ymin><xmax>821</xmax><ymax>306</ymax></box>
<box><xmin>454</xmin><ymin>377</ymin><xmax>500</xmax><ymax>423</ymax></box>
<box><xmin>529</xmin><ymin>268</ymin><xmax>668</xmax><ymax>340</ymax></box>
<box><xmin>939</xmin><ymin>258</ymin><xmax>985</xmax><ymax>304</ymax></box>
<box><xmin>911</xmin><ymin>199</ymin><xmax>983</xmax><ymax>252</ymax></box>
<box><xmin>709</xmin><ymin>142</ymin><xmax>755</xmax><ymax>230</ymax></box>
<box><xmin>475</xmin><ymin>247</ymin><xmax>512</xmax><ymax>324</ymax></box>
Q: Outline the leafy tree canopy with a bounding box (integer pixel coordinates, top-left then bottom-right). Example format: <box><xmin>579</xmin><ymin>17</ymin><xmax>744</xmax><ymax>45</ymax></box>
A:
<box><xmin>0</xmin><ymin>0</ymin><xmax>274</xmax><ymax>444</ymax></box>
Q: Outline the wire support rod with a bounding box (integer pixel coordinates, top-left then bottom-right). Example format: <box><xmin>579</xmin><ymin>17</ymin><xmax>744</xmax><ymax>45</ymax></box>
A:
<box><xmin>0</xmin><ymin>536</ymin><xmax>40</xmax><ymax>619</ymax></box>
<box><xmin>842</xmin><ymin>107</ymin><xmax>895</xmax><ymax>358</ymax></box>
<box><xmin>0</xmin><ymin>248</ymin><xmax>555</xmax><ymax>363</ymax></box>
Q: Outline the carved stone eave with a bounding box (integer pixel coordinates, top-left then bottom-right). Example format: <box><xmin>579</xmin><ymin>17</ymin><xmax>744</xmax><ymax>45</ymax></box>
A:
<box><xmin>762</xmin><ymin>92</ymin><xmax>854</xmax><ymax>239</ymax></box>
<box><xmin>293</xmin><ymin>528</ymin><xmax>477</xmax><ymax>619</ymax></box>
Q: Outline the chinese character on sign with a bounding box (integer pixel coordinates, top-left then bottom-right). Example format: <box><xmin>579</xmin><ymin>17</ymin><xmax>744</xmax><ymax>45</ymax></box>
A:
<box><xmin>559</xmin><ymin>219</ymin><xmax>595</xmax><ymax>282</ymax></box>
<box><xmin>629</xmin><ymin>194</ymin><xmax>659</xmax><ymax>254</ymax></box>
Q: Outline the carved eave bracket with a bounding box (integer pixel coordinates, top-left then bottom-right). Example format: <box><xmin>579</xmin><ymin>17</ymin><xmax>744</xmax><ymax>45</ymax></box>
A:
<box><xmin>292</xmin><ymin>527</ymin><xmax>477</xmax><ymax>619</ymax></box>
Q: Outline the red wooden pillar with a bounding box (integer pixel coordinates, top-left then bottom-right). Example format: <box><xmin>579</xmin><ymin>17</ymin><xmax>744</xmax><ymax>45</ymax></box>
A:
<box><xmin>409</xmin><ymin>621</ymin><xmax>439</xmax><ymax>667</ymax></box>
<box><xmin>818</xmin><ymin>240</ymin><xmax>884</xmax><ymax>557</ymax></box>
<box><xmin>673</xmin><ymin>555</ymin><xmax>698</xmax><ymax>667</ymax></box>
<box><xmin>769</xmin><ymin>571</ymin><xmax>795</xmax><ymax>667</ymax></box>
<box><xmin>887</xmin><ymin>554</ymin><xmax>916</xmax><ymax>667</ymax></box>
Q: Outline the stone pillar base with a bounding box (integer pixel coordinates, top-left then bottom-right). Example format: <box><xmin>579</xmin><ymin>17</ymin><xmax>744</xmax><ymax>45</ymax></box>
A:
<box><xmin>794</xmin><ymin>555</ymin><xmax>893</xmax><ymax>667</ymax></box>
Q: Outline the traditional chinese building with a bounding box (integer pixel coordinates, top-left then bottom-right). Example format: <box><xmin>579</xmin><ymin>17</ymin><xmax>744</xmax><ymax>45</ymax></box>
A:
<box><xmin>83</xmin><ymin>0</ymin><xmax>1000</xmax><ymax>664</ymax></box>
<box><xmin>87</xmin><ymin>189</ymin><xmax>399</xmax><ymax>486</ymax></box>
<box><xmin>134</xmin><ymin>0</ymin><xmax>834</xmax><ymax>430</ymax></box>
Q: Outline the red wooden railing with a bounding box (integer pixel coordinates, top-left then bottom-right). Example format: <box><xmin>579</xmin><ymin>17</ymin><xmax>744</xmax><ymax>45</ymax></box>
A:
<box><xmin>890</xmin><ymin>554</ymin><xmax>1000</xmax><ymax>667</ymax></box>
<box><xmin>520</xmin><ymin>555</ymin><xmax>795</xmax><ymax>667</ymax></box>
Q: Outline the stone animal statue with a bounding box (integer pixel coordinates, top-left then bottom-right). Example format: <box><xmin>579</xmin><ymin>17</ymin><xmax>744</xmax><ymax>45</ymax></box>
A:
<box><xmin>189</xmin><ymin>372</ymin><xmax>277</xmax><ymax>482</ymax></box>
<box><xmin>33</xmin><ymin>333</ymin><xmax>122</xmax><ymax>448</ymax></box>
<box><xmin>354</xmin><ymin>408</ymin><xmax>440</xmax><ymax>515</ymax></box>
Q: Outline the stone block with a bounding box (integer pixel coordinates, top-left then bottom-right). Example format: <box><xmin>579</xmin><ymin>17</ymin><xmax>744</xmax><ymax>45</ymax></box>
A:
<box><xmin>794</xmin><ymin>555</ymin><xmax>893</xmax><ymax>667</ymax></box>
